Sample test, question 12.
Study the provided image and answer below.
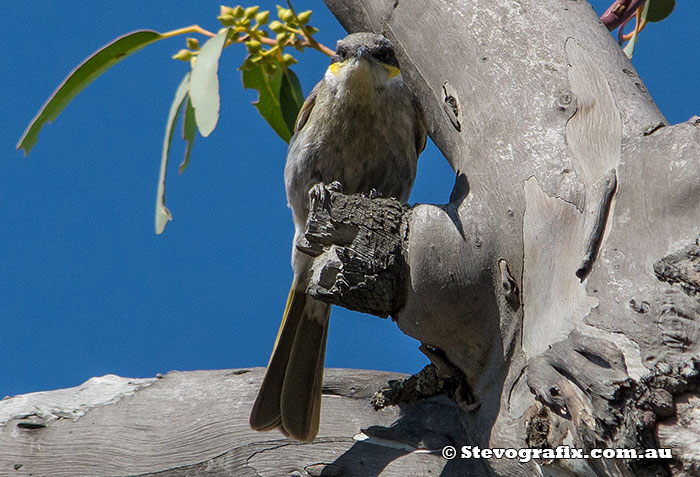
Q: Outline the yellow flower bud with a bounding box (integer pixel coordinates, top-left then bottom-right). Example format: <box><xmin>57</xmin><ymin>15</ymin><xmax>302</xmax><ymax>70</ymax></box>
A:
<box><xmin>269</xmin><ymin>20</ymin><xmax>284</xmax><ymax>33</ymax></box>
<box><xmin>297</xmin><ymin>10</ymin><xmax>312</xmax><ymax>24</ymax></box>
<box><xmin>246</xmin><ymin>39</ymin><xmax>262</xmax><ymax>53</ymax></box>
<box><xmin>280</xmin><ymin>9</ymin><xmax>295</xmax><ymax>24</ymax></box>
<box><xmin>217</xmin><ymin>13</ymin><xmax>236</xmax><ymax>26</ymax></box>
<box><xmin>172</xmin><ymin>49</ymin><xmax>193</xmax><ymax>61</ymax></box>
<box><xmin>244</xmin><ymin>6</ymin><xmax>259</xmax><ymax>19</ymax></box>
<box><xmin>255</xmin><ymin>10</ymin><xmax>270</xmax><ymax>25</ymax></box>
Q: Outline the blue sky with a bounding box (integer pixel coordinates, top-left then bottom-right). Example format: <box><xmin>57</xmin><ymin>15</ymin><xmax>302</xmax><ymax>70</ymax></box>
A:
<box><xmin>3</xmin><ymin>1</ymin><xmax>698</xmax><ymax>398</ymax></box>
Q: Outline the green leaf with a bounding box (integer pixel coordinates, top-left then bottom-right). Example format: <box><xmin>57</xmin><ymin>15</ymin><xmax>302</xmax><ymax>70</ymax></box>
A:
<box><xmin>624</xmin><ymin>0</ymin><xmax>650</xmax><ymax>58</ymax></box>
<box><xmin>155</xmin><ymin>73</ymin><xmax>190</xmax><ymax>235</ymax></box>
<box><xmin>623</xmin><ymin>30</ymin><xmax>639</xmax><ymax>58</ymax></box>
<box><xmin>189</xmin><ymin>29</ymin><xmax>228</xmax><ymax>137</ymax></box>
<box><xmin>17</xmin><ymin>30</ymin><xmax>163</xmax><ymax>156</ymax></box>
<box><xmin>179</xmin><ymin>98</ymin><xmax>197</xmax><ymax>174</ymax></box>
<box><xmin>646</xmin><ymin>0</ymin><xmax>675</xmax><ymax>22</ymax></box>
<box><xmin>280</xmin><ymin>68</ymin><xmax>304</xmax><ymax>135</ymax></box>
<box><xmin>242</xmin><ymin>63</ymin><xmax>303</xmax><ymax>143</ymax></box>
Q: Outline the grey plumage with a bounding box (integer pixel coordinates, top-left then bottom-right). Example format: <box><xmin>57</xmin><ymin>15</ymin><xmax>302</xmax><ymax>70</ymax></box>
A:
<box><xmin>250</xmin><ymin>32</ymin><xmax>426</xmax><ymax>442</ymax></box>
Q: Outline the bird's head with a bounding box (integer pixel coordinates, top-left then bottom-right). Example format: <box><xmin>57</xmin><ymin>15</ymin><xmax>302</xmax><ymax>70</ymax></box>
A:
<box><xmin>324</xmin><ymin>33</ymin><xmax>403</xmax><ymax>98</ymax></box>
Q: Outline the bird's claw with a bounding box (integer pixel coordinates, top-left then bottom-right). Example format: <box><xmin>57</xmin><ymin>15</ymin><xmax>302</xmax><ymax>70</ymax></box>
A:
<box><xmin>309</xmin><ymin>181</ymin><xmax>343</xmax><ymax>211</ymax></box>
<box><xmin>328</xmin><ymin>181</ymin><xmax>343</xmax><ymax>193</ymax></box>
<box><xmin>360</xmin><ymin>188</ymin><xmax>380</xmax><ymax>199</ymax></box>
<box><xmin>368</xmin><ymin>188</ymin><xmax>379</xmax><ymax>199</ymax></box>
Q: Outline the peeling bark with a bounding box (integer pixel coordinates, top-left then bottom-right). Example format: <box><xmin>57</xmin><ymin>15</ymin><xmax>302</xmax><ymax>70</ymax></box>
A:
<box><xmin>654</xmin><ymin>236</ymin><xmax>700</xmax><ymax>297</ymax></box>
<box><xmin>315</xmin><ymin>0</ymin><xmax>700</xmax><ymax>475</ymax></box>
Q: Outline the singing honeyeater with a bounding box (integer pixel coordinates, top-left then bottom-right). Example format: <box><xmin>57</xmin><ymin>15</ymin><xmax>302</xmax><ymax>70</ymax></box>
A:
<box><xmin>249</xmin><ymin>32</ymin><xmax>427</xmax><ymax>442</ymax></box>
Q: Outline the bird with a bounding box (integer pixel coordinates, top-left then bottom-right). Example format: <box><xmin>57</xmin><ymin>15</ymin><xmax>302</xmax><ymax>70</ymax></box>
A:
<box><xmin>249</xmin><ymin>32</ymin><xmax>427</xmax><ymax>442</ymax></box>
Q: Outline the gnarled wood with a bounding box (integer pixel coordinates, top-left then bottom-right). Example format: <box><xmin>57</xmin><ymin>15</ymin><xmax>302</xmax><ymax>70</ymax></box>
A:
<box><xmin>0</xmin><ymin>369</ymin><xmax>475</xmax><ymax>476</ymax></box>
<box><xmin>298</xmin><ymin>188</ymin><xmax>410</xmax><ymax>317</ymax></box>
<box><xmin>318</xmin><ymin>0</ymin><xmax>700</xmax><ymax>475</ymax></box>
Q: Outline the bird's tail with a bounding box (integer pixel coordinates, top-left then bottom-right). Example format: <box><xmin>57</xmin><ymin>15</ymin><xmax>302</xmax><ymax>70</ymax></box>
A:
<box><xmin>249</xmin><ymin>278</ymin><xmax>330</xmax><ymax>442</ymax></box>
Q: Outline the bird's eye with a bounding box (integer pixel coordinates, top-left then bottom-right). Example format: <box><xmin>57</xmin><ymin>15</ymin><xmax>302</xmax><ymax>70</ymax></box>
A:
<box><xmin>375</xmin><ymin>49</ymin><xmax>392</xmax><ymax>64</ymax></box>
<box><xmin>336</xmin><ymin>47</ymin><xmax>348</xmax><ymax>61</ymax></box>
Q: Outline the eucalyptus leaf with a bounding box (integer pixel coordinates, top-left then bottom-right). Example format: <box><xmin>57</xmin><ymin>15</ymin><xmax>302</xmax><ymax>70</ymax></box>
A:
<box><xmin>18</xmin><ymin>30</ymin><xmax>163</xmax><ymax>156</ymax></box>
<box><xmin>179</xmin><ymin>98</ymin><xmax>197</xmax><ymax>174</ymax></box>
<box><xmin>646</xmin><ymin>0</ymin><xmax>675</xmax><ymax>23</ymax></box>
<box><xmin>190</xmin><ymin>29</ymin><xmax>228</xmax><ymax>137</ymax></box>
<box><xmin>623</xmin><ymin>31</ymin><xmax>639</xmax><ymax>58</ymax></box>
<box><xmin>155</xmin><ymin>73</ymin><xmax>190</xmax><ymax>235</ymax></box>
<box><xmin>242</xmin><ymin>63</ymin><xmax>302</xmax><ymax>143</ymax></box>
<box><xmin>624</xmin><ymin>0</ymin><xmax>650</xmax><ymax>58</ymax></box>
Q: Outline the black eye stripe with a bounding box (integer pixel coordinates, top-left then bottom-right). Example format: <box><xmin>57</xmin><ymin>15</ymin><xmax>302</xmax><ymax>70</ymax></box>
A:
<box><xmin>375</xmin><ymin>50</ymin><xmax>389</xmax><ymax>61</ymax></box>
<box><xmin>331</xmin><ymin>41</ymin><xmax>399</xmax><ymax>67</ymax></box>
<box><xmin>331</xmin><ymin>47</ymin><xmax>348</xmax><ymax>64</ymax></box>
<box><xmin>371</xmin><ymin>48</ymin><xmax>398</xmax><ymax>67</ymax></box>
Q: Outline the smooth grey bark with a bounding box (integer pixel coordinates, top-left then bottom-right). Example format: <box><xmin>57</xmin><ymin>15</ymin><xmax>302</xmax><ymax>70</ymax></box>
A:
<box><xmin>0</xmin><ymin>369</ymin><xmax>474</xmax><ymax>476</ymax></box>
<box><xmin>311</xmin><ymin>0</ymin><xmax>700</xmax><ymax>475</ymax></box>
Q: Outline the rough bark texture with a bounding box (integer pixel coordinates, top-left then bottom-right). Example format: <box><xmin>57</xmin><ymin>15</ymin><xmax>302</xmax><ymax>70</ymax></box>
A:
<box><xmin>298</xmin><ymin>190</ymin><xmax>411</xmax><ymax>317</ymax></box>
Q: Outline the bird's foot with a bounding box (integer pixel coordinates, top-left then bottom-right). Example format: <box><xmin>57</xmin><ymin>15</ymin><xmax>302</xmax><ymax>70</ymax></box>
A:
<box><xmin>309</xmin><ymin>181</ymin><xmax>343</xmax><ymax>211</ymax></box>
<box><xmin>327</xmin><ymin>181</ymin><xmax>343</xmax><ymax>193</ymax></box>
<box><xmin>363</xmin><ymin>188</ymin><xmax>380</xmax><ymax>199</ymax></box>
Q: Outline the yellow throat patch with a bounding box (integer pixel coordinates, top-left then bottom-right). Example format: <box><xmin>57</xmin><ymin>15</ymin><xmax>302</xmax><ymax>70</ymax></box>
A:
<box><xmin>328</xmin><ymin>60</ymin><xmax>347</xmax><ymax>76</ymax></box>
<box><xmin>382</xmin><ymin>64</ymin><xmax>401</xmax><ymax>78</ymax></box>
<box><xmin>328</xmin><ymin>59</ymin><xmax>401</xmax><ymax>80</ymax></box>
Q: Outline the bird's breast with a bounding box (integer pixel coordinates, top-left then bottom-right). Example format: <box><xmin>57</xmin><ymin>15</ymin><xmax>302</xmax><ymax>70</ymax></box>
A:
<box><xmin>285</xmin><ymin>85</ymin><xmax>418</xmax><ymax>226</ymax></box>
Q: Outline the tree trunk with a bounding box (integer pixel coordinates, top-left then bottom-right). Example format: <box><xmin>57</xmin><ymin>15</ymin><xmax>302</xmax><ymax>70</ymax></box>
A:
<box><xmin>314</xmin><ymin>0</ymin><xmax>700</xmax><ymax>475</ymax></box>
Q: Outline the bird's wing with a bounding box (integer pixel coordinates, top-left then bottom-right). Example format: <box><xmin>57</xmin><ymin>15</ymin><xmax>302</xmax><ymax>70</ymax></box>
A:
<box><xmin>294</xmin><ymin>83</ymin><xmax>321</xmax><ymax>133</ymax></box>
<box><xmin>413</xmin><ymin>99</ymin><xmax>428</xmax><ymax>155</ymax></box>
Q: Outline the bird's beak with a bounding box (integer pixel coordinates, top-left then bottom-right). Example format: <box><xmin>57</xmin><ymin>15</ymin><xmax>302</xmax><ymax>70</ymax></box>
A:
<box><xmin>355</xmin><ymin>46</ymin><xmax>372</xmax><ymax>61</ymax></box>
